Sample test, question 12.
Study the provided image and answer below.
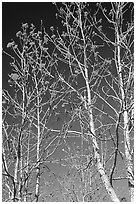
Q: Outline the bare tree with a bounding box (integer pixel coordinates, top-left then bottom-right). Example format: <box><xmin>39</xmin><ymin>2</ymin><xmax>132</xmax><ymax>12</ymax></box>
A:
<box><xmin>42</xmin><ymin>2</ymin><xmax>133</xmax><ymax>201</ymax></box>
<box><xmin>2</xmin><ymin>22</ymin><xmax>68</xmax><ymax>201</ymax></box>
<box><xmin>43</xmin><ymin>2</ymin><xmax>121</xmax><ymax>201</ymax></box>
<box><xmin>91</xmin><ymin>2</ymin><xmax>134</xmax><ymax>201</ymax></box>
<box><xmin>2</xmin><ymin>2</ymin><xmax>134</xmax><ymax>202</ymax></box>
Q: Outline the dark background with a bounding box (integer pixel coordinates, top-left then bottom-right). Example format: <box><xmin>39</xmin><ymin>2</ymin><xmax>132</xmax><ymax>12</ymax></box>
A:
<box><xmin>2</xmin><ymin>2</ymin><xmax>58</xmax><ymax>90</ymax></box>
<box><xmin>2</xmin><ymin>2</ymin><xmax>57</xmax><ymax>47</ymax></box>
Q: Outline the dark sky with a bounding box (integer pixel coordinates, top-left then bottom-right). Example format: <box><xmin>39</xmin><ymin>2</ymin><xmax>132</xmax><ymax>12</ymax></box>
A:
<box><xmin>2</xmin><ymin>2</ymin><xmax>111</xmax><ymax>90</ymax></box>
<box><xmin>2</xmin><ymin>2</ymin><xmax>57</xmax><ymax>48</ymax></box>
<box><xmin>2</xmin><ymin>2</ymin><xmax>58</xmax><ymax>89</ymax></box>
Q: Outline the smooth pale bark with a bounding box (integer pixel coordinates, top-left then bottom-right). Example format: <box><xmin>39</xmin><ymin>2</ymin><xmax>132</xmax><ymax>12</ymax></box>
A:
<box><xmin>88</xmin><ymin>106</ymin><xmax>120</xmax><ymax>202</ymax></box>
<box><xmin>24</xmin><ymin>124</ymin><xmax>31</xmax><ymax>202</ymax></box>
<box><xmin>18</xmin><ymin>84</ymin><xmax>25</xmax><ymax>201</ymax></box>
<box><xmin>123</xmin><ymin>111</ymin><xmax>134</xmax><ymax>201</ymax></box>
<box><xmin>35</xmin><ymin>75</ymin><xmax>41</xmax><ymax>202</ymax></box>
<box><xmin>116</xmin><ymin>50</ymin><xmax>134</xmax><ymax>201</ymax></box>
<box><xmin>13</xmin><ymin>154</ymin><xmax>19</xmax><ymax>201</ymax></box>
<box><xmin>85</xmin><ymin>62</ymin><xmax>120</xmax><ymax>201</ymax></box>
<box><xmin>14</xmin><ymin>67</ymin><xmax>25</xmax><ymax>201</ymax></box>
<box><xmin>115</xmin><ymin>16</ymin><xmax>134</xmax><ymax>201</ymax></box>
<box><xmin>78</xmin><ymin>5</ymin><xmax>120</xmax><ymax>201</ymax></box>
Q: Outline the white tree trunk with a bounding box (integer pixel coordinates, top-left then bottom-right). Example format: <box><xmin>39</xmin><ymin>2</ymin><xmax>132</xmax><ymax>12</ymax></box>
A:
<box><xmin>115</xmin><ymin>25</ymin><xmax>134</xmax><ymax>201</ymax></box>
<box><xmin>78</xmin><ymin>4</ymin><xmax>120</xmax><ymax>200</ymax></box>
<box><xmin>88</xmin><ymin>105</ymin><xmax>120</xmax><ymax>202</ymax></box>
<box><xmin>35</xmin><ymin>75</ymin><xmax>40</xmax><ymax>202</ymax></box>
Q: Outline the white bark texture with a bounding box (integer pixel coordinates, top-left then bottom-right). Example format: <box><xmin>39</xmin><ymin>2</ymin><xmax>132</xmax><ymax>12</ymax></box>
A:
<box><xmin>115</xmin><ymin>19</ymin><xmax>134</xmax><ymax>201</ymax></box>
<box><xmin>78</xmin><ymin>5</ymin><xmax>120</xmax><ymax>200</ymax></box>
<box><xmin>35</xmin><ymin>75</ymin><xmax>41</xmax><ymax>202</ymax></box>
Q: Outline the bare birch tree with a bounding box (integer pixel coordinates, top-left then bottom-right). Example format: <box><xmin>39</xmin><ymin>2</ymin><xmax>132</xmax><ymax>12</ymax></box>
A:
<box><xmin>43</xmin><ymin>2</ymin><xmax>122</xmax><ymax>201</ymax></box>
<box><xmin>2</xmin><ymin>22</ymin><xmax>67</xmax><ymax>201</ymax></box>
<box><xmin>42</xmin><ymin>2</ymin><xmax>133</xmax><ymax>201</ymax></box>
<box><xmin>2</xmin><ymin>2</ymin><xmax>134</xmax><ymax>202</ymax></box>
<box><xmin>91</xmin><ymin>2</ymin><xmax>134</xmax><ymax>201</ymax></box>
